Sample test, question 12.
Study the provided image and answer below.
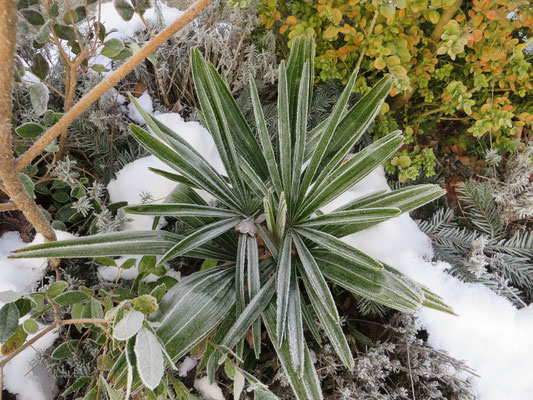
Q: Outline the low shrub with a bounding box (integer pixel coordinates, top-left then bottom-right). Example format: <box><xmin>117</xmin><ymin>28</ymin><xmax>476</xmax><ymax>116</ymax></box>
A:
<box><xmin>259</xmin><ymin>0</ymin><xmax>533</xmax><ymax>180</ymax></box>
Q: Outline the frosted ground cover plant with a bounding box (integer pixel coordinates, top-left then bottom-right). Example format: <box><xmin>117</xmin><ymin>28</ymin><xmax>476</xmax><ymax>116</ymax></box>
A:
<box><xmin>13</xmin><ymin>36</ymin><xmax>452</xmax><ymax>398</ymax></box>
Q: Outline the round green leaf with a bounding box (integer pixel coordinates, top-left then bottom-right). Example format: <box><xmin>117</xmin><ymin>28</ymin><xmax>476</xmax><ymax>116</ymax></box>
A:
<box><xmin>131</xmin><ymin>295</ymin><xmax>158</xmax><ymax>315</ymax></box>
<box><xmin>113</xmin><ymin>0</ymin><xmax>134</xmax><ymax>21</ymax></box>
<box><xmin>15</xmin><ymin>298</ymin><xmax>32</xmax><ymax>318</ymax></box>
<box><xmin>53</xmin><ymin>24</ymin><xmax>77</xmax><ymax>40</ymax></box>
<box><xmin>51</xmin><ymin>340</ymin><xmax>80</xmax><ymax>359</ymax></box>
<box><xmin>54</xmin><ymin>290</ymin><xmax>89</xmax><ymax>306</ymax></box>
<box><xmin>51</xmin><ymin>220</ymin><xmax>67</xmax><ymax>231</ymax></box>
<box><xmin>53</xmin><ymin>191</ymin><xmax>70</xmax><ymax>203</ymax></box>
<box><xmin>16</xmin><ymin>122</ymin><xmax>44</xmax><ymax>139</ymax></box>
<box><xmin>0</xmin><ymin>303</ymin><xmax>20</xmax><ymax>342</ymax></box>
<box><xmin>19</xmin><ymin>174</ymin><xmax>35</xmax><ymax>197</ymax></box>
<box><xmin>22</xmin><ymin>319</ymin><xmax>39</xmax><ymax>334</ymax></box>
<box><xmin>48</xmin><ymin>281</ymin><xmax>68</xmax><ymax>297</ymax></box>
<box><xmin>101</xmin><ymin>38</ymin><xmax>124</xmax><ymax>58</ymax></box>
<box><xmin>113</xmin><ymin>309</ymin><xmax>144</xmax><ymax>340</ymax></box>
<box><xmin>95</xmin><ymin>257</ymin><xmax>117</xmax><ymax>267</ymax></box>
<box><xmin>31</xmin><ymin>53</ymin><xmax>49</xmax><ymax>79</ymax></box>
<box><xmin>21</xmin><ymin>9</ymin><xmax>45</xmax><ymax>25</ymax></box>
<box><xmin>91</xmin><ymin>64</ymin><xmax>107</xmax><ymax>73</ymax></box>
<box><xmin>121</xmin><ymin>258</ymin><xmax>137</xmax><ymax>269</ymax></box>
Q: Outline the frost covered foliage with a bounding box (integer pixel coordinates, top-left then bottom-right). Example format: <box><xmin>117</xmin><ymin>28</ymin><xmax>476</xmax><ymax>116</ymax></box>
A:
<box><xmin>14</xmin><ymin>0</ymin><xmax>277</xmax><ymax>179</ymax></box>
<box><xmin>257</xmin><ymin>314</ymin><xmax>475</xmax><ymax>400</ymax></box>
<box><xmin>128</xmin><ymin>0</ymin><xmax>277</xmax><ymax>110</ymax></box>
<box><xmin>237</xmin><ymin>78</ymin><xmax>355</xmax><ymax>137</ymax></box>
<box><xmin>491</xmin><ymin>142</ymin><xmax>533</xmax><ymax>222</ymax></box>
<box><xmin>418</xmin><ymin>175</ymin><xmax>533</xmax><ymax>306</ymax></box>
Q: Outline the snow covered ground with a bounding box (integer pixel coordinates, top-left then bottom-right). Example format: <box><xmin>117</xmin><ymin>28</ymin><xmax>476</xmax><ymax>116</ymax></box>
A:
<box><xmin>339</xmin><ymin>168</ymin><xmax>533</xmax><ymax>400</ymax></box>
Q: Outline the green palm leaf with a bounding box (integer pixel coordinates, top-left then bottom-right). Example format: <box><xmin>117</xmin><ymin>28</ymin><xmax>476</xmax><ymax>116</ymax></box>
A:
<box><xmin>158</xmin><ymin>217</ymin><xmax>240</xmax><ymax>265</ymax></box>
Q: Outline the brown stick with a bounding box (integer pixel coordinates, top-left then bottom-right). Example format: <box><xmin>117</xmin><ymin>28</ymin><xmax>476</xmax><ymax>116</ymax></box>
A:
<box><xmin>430</xmin><ymin>0</ymin><xmax>463</xmax><ymax>47</ymax></box>
<box><xmin>0</xmin><ymin>0</ymin><xmax>57</xmax><ymax>243</ymax></box>
<box><xmin>56</xmin><ymin>63</ymin><xmax>78</xmax><ymax>160</ymax></box>
<box><xmin>0</xmin><ymin>318</ymin><xmax>112</xmax><ymax>369</ymax></box>
<box><xmin>15</xmin><ymin>0</ymin><xmax>215</xmax><ymax>171</ymax></box>
<box><xmin>0</xmin><ymin>202</ymin><xmax>17</xmax><ymax>212</ymax></box>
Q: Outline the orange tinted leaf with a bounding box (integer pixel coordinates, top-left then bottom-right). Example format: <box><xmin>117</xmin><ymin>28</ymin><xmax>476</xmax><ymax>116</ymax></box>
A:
<box><xmin>1</xmin><ymin>328</ymin><xmax>27</xmax><ymax>356</ymax></box>
<box><xmin>324</xmin><ymin>25</ymin><xmax>339</xmax><ymax>38</ymax></box>
<box><xmin>487</xmin><ymin>10</ymin><xmax>500</xmax><ymax>20</ymax></box>
<box><xmin>332</xmin><ymin>8</ymin><xmax>342</xmax><ymax>24</ymax></box>
<box><xmin>386</xmin><ymin>55</ymin><xmax>401</xmax><ymax>67</ymax></box>
<box><xmin>286</xmin><ymin>16</ymin><xmax>298</xmax><ymax>25</ymax></box>
<box><xmin>374</xmin><ymin>57</ymin><xmax>386</xmax><ymax>70</ymax></box>
<box><xmin>473</xmin><ymin>29</ymin><xmax>483</xmax><ymax>42</ymax></box>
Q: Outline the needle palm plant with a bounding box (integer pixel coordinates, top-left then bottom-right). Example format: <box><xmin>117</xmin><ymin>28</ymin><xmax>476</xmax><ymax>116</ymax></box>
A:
<box><xmin>13</xmin><ymin>36</ymin><xmax>451</xmax><ymax>398</ymax></box>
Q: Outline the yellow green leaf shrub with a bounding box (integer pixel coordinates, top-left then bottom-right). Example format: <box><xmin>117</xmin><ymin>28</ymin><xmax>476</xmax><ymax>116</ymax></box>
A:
<box><xmin>259</xmin><ymin>0</ymin><xmax>533</xmax><ymax>179</ymax></box>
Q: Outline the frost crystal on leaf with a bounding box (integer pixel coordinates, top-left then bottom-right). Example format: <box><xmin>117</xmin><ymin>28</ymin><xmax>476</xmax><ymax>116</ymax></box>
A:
<box><xmin>484</xmin><ymin>149</ymin><xmax>502</xmax><ymax>167</ymax></box>
<box><xmin>87</xmin><ymin>181</ymin><xmax>105</xmax><ymax>200</ymax></box>
<box><xmin>467</xmin><ymin>236</ymin><xmax>489</xmax><ymax>278</ymax></box>
<box><xmin>139</xmin><ymin>190</ymin><xmax>154</xmax><ymax>204</ymax></box>
<box><xmin>52</xmin><ymin>157</ymin><xmax>79</xmax><ymax>185</ymax></box>
<box><xmin>72</xmin><ymin>196</ymin><xmax>93</xmax><ymax>217</ymax></box>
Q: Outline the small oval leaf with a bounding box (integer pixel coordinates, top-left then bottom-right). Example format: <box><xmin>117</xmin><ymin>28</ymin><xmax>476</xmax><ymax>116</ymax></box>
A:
<box><xmin>47</xmin><ymin>281</ymin><xmax>68</xmax><ymax>297</ymax></box>
<box><xmin>51</xmin><ymin>340</ymin><xmax>80</xmax><ymax>359</ymax></box>
<box><xmin>54</xmin><ymin>290</ymin><xmax>89</xmax><ymax>306</ymax></box>
<box><xmin>15</xmin><ymin>122</ymin><xmax>44</xmax><ymax>139</ymax></box>
<box><xmin>113</xmin><ymin>310</ymin><xmax>144</xmax><ymax>341</ymax></box>
<box><xmin>0</xmin><ymin>303</ymin><xmax>20</xmax><ymax>342</ymax></box>
<box><xmin>22</xmin><ymin>318</ymin><xmax>39</xmax><ymax>334</ymax></box>
<box><xmin>134</xmin><ymin>327</ymin><xmax>164</xmax><ymax>390</ymax></box>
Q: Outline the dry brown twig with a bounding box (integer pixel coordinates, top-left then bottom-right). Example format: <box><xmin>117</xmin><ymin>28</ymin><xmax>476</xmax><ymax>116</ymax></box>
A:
<box><xmin>15</xmin><ymin>0</ymin><xmax>215</xmax><ymax>171</ymax></box>
<box><xmin>0</xmin><ymin>0</ymin><xmax>59</xmax><ymax>246</ymax></box>
<box><xmin>0</xmin><ymin>0</ymin><xmax>215</xmax><ymax>242</ymax></box>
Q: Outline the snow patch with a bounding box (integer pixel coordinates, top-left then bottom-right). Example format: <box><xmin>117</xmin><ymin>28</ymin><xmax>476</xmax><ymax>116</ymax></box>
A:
<box><xmin>194</xmin><ymin>376</ymin><xmax>225</xmax><ymax>400</ymax></box>
<box><xmin>339</xmin><ymin>167</ymin><xmax>533</xmax><ymax>400</ymax></box>
<box><xmin>178</xmin><ymin>355</ymin><xmax>197</xmax><ymax>377</ymax></box>
<box><xmin>128</xmin><ymin>91</ymin><xmax>153</xmax><ymax>124</ymax></box>
<box><xmin>107</xmin><ymin>155</ymin><xmax>176</xmax><ymax>231</ymax></box>
<box><xmin>99</xmin><ymin>2</ymin><xmax>184</xmax><ymax>41</ymax></box>
<box><xmin>0</xmin><ymin>230</ymin><xmax>74</xmax><ymax>295</ymax></box>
